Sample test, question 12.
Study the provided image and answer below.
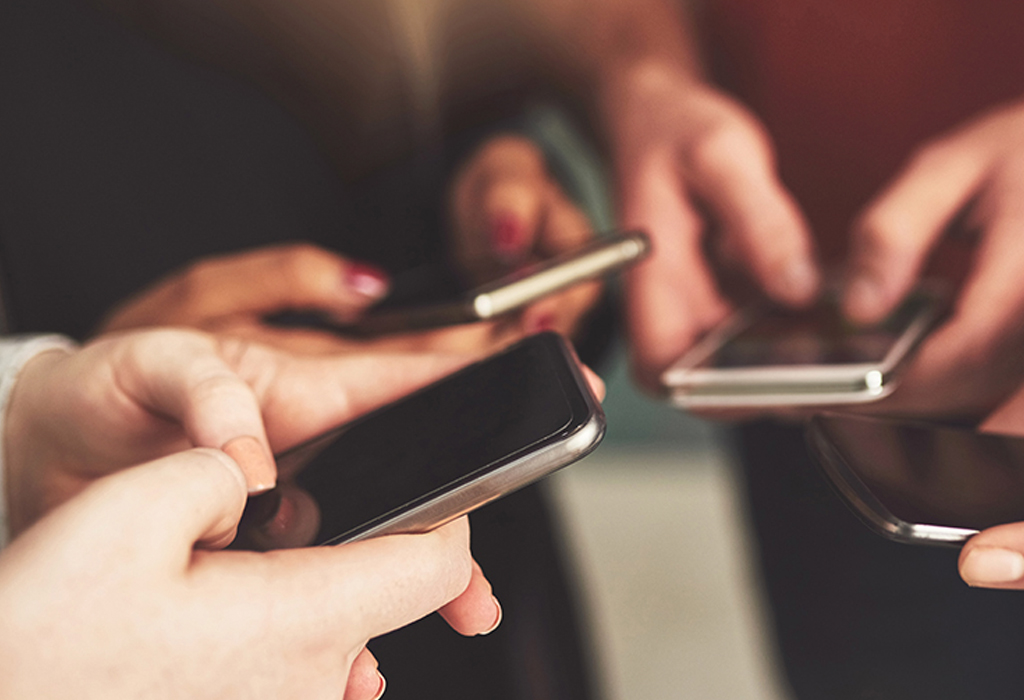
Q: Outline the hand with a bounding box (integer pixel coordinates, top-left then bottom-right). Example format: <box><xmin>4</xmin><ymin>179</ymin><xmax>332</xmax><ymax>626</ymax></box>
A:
<box><xmin>845</xmin><ymin>99</ymin><xmax>1024</xmax><ymax>417</ymax></box>
<box><xmin>449</xmin><ymin>134</ymin><xmax>604</xmax><ymax>338</ymax></box>
<box><xmin>0</xmin><ymin>448</ymin><xmax>500</xmax><ymax>699</ymax></box>
<box><xmin>601</xmin><ymin>61</ymin><xmax>819</xmax><ymax>387</ymax></box>
<box><xmin>99</xmin><ymin>243</ymin><xmax>523</xmax><ymax>357</ymax></box>
<box><xmin>4</xmin><ymin>328</ymin><xmax>468</xmax><ymax>538</ymax></box>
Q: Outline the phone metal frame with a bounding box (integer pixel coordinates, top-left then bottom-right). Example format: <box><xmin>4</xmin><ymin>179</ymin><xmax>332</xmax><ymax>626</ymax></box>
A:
<box><xmin>319</xmin><ymin>334</ymin><xmax>606</xmax><ymax>545</ymax></box>
<box><xmin>805</xmin><ymin>415</ymin><xmax>977</xmax><ymax>546</ymax></box>
<box><xmin>351</xmin><ymin>230</ymin><xmax>649</xmax><ymax>335</ymax></box>
<box><xmin>661</xmin><ymin>289</ymin><xmax>946</xmax><ymax>408</ymax></box>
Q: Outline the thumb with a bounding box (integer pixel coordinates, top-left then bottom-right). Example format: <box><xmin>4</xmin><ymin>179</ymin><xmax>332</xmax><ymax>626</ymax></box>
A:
<box><xmin>114</xmin><ymin>331</ymin><xmax>277</xmax><ymax>493</ymax></box>
<box><xmin>15</xmin><ymin>448</ymin><xmax>248</xmax><ymax>573</ymax></box>
<box><xmin>959</xmin><ymin>522</ymin><xmax>1024</xmax><ymax>589</ymax></box>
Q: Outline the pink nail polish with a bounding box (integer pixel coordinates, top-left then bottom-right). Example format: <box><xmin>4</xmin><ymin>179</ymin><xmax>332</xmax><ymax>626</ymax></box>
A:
<box><xmin>373</xmin><ymin>671</ymin><xmax>387</xmax><ymax>700</ymax></box>
<box><xmin>490</xmin><ymin>214</ymin><xmax>526</xmax><ymax>262</ymax></box>
<box><xmin>346</xmin><ymin>263</ymin><xmax>389</xmax><ymax>299</ymax></box>
<box><xmin>480</xmin><ymin>596</ymin><xmax>503</xmax><ymax>636</ymax></box>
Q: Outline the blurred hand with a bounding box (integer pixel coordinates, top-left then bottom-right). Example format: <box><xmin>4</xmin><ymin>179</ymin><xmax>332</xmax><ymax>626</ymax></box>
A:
<box><xmin>100</xmin><ymin>243</ymin><xmax>523</xmax><ymax>357</ymax></box>
<box><xmin>450</xmin><ymin>134</ymin><xmax>604</xmax><ymax>338</ymax></box>
<box><xmin>600</xmin><ymin>61</ymin><xmax>819</xmax><ymax>387</ymax></box>
<box><xmin>0</xmin><ymin>449</ymin><xmax>500</xmax><ymax>699</ymax></box>
<box><xmin>4</xmin><ymin>328</ymin><xmax>469</xmax><ymax>538</ymax></box>
<box><xmin>845</xmin><ymin>99</ymin><xmax>1024</xmax><ymax>417</ymax></box>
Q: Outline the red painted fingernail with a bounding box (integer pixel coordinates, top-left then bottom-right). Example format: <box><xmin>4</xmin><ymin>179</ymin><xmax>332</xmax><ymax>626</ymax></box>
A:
<box><xmin>490</xmin><ymin>213</ymin><xmax>526</xmax><ymax>262</ymax></box>
<box><xmin>526</xmin><ymin>312</ymin><xmax>557</xmax><ymax>335</ymax></box>
<box><xmin>345</xmin><ymin>263</ymin><xmax>389</xmax><ymax>299</ymax></box>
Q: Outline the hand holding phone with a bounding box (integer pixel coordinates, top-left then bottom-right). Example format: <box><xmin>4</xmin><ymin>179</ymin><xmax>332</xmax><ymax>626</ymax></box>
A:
<box><xmin>235</xmin><ymin>332</ymin><xmax>605</xmax><ymax>549</ymax></box>
<box><xmin>270</xmin><ymin>231</ymin><xmax>649</xmax><ymax>337</ymax></box>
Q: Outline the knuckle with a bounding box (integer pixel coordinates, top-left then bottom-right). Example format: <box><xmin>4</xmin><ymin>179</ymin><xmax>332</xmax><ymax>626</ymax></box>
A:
<box><xmin>855</xmin><ymin>206</ymin><xmax>917</xmax><ymax>258</ymax></box>
<box><xmin>275</xmin><ymin>243</ymin><xmax>331</xmax><ymax>280</ymax></box>
<box><xmin>686</xmin><ymin>118</ymin><xmax>771</xmax><ymax>179</ymax></box>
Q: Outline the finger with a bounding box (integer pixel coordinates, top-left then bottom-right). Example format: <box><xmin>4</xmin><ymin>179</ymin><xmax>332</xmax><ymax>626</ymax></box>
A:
<box><xmin>620</xmin><ymin>152</ymin><xmax>731</xmax><ymax>387</ymax></box>
<box><xmin>112</xmin><ymin>331</ymin><xmax>276</xmax><ymax>492</ymax></box>
<box><xmin>451</xmin><ymin>136</ymin><xmax>549</xmax><ymax>273</ymax></box>
<box><xmin>879</xmin><ymin>211</ymin><xmax>1024</xmax><ymax>416</ymax></box>
<box><xmin>22</xmin><ymin>448</ymin><xmax>248</xmax><ymax>569</ymax></box>
<box><xmin>438</xmin><ymin>559</ymin><xmax>502</xmax><ymax>636</ymax></box>
<box><xmin>581</xmin><ymin>364</ymin><xmax>606</xmax><ymax>402</ymax></box>
<box><xmin>259</xmin><ymin>518</ymin><xmax>475</xmax><ymax>642</ymax></box>
<box><xmin>343</xmin><ymin>648</ymin><xmax>385</xmax><ymax>700</ymax></box>
<box><xmin>533</xmin><ymin>186</ymin><xmax>594</xmax><ymax>258</ymax></box>
<box><xmin>844</xmin><ymin>142</ymin><xmax>988</xmax><ymax>323</ymax></box>
<box><xmin>959</xmin><ymin>523</ymin><xmax>1024</xmax><ymax>589</ymax></box>
<box><xmin>103</xmin><ymin>244</ymin><xmax>389</xmax><ymax>331</ymax></box>
<box><xmin>686</xmin><ymin>116</ymin><xmax>819</xmax><ymax>305</ymax></box>
<box><xmin>245</xmin><ymin>350</ymin><xmax>476</xmax><ymax>451</ymax></box>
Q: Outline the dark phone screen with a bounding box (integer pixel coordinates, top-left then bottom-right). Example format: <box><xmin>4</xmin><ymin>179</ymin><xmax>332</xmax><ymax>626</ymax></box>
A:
<box><xmin>816</xmin><ymin>415</ymin><xmax>1024</xmax><ymax>530</ymax></box>
<box><xmin>262</xmin><ymin>334</ymin><xmax>586</xmax><ymax>545</ymax></box>
<box><xmin>697</xmin><ymin>293</ymin><xmax>936</xmax><ymax>368</ymax></box>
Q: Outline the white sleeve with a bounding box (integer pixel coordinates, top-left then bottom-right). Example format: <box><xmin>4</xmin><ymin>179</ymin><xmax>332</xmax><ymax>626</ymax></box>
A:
<box><xmin>0</xmin><ymin>335</ymin><xmax>77</xmax><ymax>550</ymax></box>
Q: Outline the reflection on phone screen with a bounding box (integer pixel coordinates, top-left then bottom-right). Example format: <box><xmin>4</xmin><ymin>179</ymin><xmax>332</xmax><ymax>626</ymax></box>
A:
<box><xmin>698</xmin><ymin>293</ymin><xmax>936</xmax><ymax>368</ymax></box>
<box><xmin>817</xmin><ymin>415</ymin><xmax>1024</xmax><ymax>530</ymax></box>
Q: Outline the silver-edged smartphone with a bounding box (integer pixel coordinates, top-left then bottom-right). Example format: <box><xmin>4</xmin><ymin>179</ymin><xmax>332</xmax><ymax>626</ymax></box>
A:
<box><xmin>660</xmin><ymin>286</ymin><xmax>947</xmax><ymax>408</ymax></box>
<box><xmin>234</xmin><ymin>332</ymin><xmax>605</xmax><ymax>549</ymax></box>
<box><xmin>345</xmin><ymin>230</ymin><xmax>649</xmax><ymax>335</ymax></box>
<box><xmin>807</xmin><ymin>413</ymin><xmax>1024</xmax><ymax>546</ymax></box>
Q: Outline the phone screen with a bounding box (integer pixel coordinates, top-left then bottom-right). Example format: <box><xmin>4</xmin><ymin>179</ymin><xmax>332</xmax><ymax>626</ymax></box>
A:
<box><xmin>812</xmin><ymin>414</ymin><xmax>1024</xmax><ymax>531</ymax></box>
<box><xmin>246</xmin><ymin>333</ymin><xmax>592</xmax><ymax>546</ymax></box>
<box><xmin>697</xmin><ymin>293</ymin><xmax>936</xmax><ymax>369</ymax></box>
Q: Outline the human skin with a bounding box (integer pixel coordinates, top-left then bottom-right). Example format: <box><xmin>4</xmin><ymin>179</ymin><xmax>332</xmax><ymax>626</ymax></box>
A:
<box><xmin>1</xmin><ymin>329</ymin><xmax>505</xmax><ymax>696</ymax></box>
<box><xmin>100</xmin><ymin>137</ymin><xmax>603</xmax><ymax>354</ymax></box>
<box><xmin>0</xmin><ymin>448</ymin><xmax>497</xmax><ymax>700</ymax></box>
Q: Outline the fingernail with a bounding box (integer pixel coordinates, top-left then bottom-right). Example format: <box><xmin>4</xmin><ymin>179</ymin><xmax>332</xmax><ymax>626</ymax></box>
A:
<box><xmin>345</xmin><ymin>263</ymin><xmax>389</xmax><ymax>300</ymax></box>
<box><xmin>961</xmin><ymin>547</ymin><xmax>1024</xmax><ymax>585</ymax></box>
<box><xmin>480</xmin><ymin>596</ymin><xmax>503</xmax><ymax>636</ymax></box>
<box><xmin>845</xmin><ymin>275</ymin><xmax>886</xmax><ymax>321</ymax></box>
<box><xmin>525</xmin><ymin>312</ymin><xmax>557</xmax><ymax>335</ymax></box>
<box><xmin>490</xmin><ymin>213</ymin><xmax>526</xmax><ymax>263</ymax></box>
<box><xmin>779</xmin><ymin>258</ymin><xmax>820</xmax><ymax>302</ymax></box>
<box><xmin>221</xmin><ymin>436</ymin><xmax>276</xmax><ymax>494</ymax></box>
<box><xmin>373</xmin><ymin>671</ymin><xmax>387</xmax><ymax>700</ymax></box>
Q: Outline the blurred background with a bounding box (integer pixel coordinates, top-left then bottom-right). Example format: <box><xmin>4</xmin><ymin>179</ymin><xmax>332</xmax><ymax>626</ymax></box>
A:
<box><xmin>553</xmin><ymin>342</ymin><xmax>790</xmax><ymax>700</ymax></box>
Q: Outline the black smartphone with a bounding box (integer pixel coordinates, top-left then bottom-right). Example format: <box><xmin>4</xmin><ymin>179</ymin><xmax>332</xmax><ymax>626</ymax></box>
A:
<box><xmin>268</xmin><ymin>231</ymin><xmax>649</xmax><ymax>336</ymax></box>
<box><xmin>236</xmin><ymin>332</ymin><xmax>605</xmax><ymax>549</ymax></box>
<box><xmin>806</xmin><ymin>413</ymin><xmax>1024</xmax><ymax>545</ymax></box>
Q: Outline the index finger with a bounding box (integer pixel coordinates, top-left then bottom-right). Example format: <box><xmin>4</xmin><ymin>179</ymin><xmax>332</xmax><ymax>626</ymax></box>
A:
<box><xmin>620</xmin><ymin>153</ymin><xmax>731</xmax><ymax>387</ymax></box>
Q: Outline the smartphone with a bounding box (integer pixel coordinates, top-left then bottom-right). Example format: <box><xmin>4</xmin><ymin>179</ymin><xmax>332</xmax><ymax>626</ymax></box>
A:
<box><xmin>270</xmin><ymin>230</ymin><xmax>649</xmax><ymax>336</ymax></box>
<box><xmin>806</xmin><ymin>413</ymin><xmax>1024</xmax><ymax>545</ymax></box>
<box><xmin>235</xmin><ymin>332</ymin><xmax>605</xmax><ymax>549</ymax></box>
<box><xmin>660</xmin><ymin>287</ymin><xmax>947</xmax><ymax>408</ymax></box>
